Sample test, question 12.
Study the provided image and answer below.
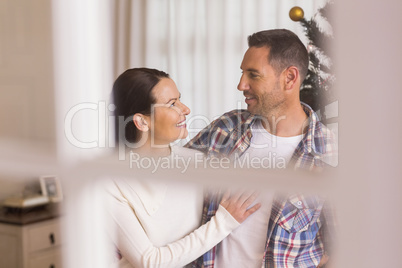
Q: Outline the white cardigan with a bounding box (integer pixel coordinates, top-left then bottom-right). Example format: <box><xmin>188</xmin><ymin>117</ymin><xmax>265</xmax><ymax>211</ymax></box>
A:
<box><xmin>106</xmin><ymin>146</ymin><xmax>239</xmax><ymax>268</ymax></box>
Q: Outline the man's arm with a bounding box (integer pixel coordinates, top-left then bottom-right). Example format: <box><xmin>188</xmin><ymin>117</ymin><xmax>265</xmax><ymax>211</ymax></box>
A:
<box><xmin>318</xmin><ymin>198</ymin><xmax>338</xmax><ymax>268</ymax></box>
<box><xmin>184</xmin><ymin>123</ymin><xmax>213</xmax><ymax>154</ymax></box>
<box><xmin>185</xmin><ymin>110</ymin><xmax>252</xmax><ymax>158</ymax></box>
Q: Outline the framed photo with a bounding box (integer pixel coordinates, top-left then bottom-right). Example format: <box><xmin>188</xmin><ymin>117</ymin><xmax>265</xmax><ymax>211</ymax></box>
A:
<box><xmin>39</xmin><ymin>175</ymin><xmax>63</xmax><ymax>202</ymax></box>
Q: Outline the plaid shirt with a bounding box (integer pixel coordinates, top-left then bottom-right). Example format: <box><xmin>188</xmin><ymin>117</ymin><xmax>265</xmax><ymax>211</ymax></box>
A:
<box><xmin>186</xmin><ymin>103</ymin><xmax>337</xmax><ymax>268</ymax></box>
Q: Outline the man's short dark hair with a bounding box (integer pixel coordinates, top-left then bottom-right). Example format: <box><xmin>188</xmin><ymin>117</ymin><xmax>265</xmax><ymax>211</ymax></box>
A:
<box><xmin>248</xmin><ymin>29</ymin><xmax>309</xmax><ymax>81</ymax></box>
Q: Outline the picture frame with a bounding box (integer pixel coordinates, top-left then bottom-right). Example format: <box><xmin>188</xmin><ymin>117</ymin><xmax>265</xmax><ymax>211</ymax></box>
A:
<box><xmin>39</xmin><ymin>175</ymin><xmax>63</xmax><ymax>202</ymax></box>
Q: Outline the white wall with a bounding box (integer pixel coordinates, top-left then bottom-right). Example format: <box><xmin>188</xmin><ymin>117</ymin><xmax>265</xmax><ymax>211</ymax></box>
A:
<box><xmin>0</xmin><ymin>0</ymin><xmax>55</xmax><ymax>199</ymax></box>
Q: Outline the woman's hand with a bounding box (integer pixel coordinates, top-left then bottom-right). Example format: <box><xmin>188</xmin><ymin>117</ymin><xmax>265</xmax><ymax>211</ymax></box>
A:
<box><xmin>219</xmin><ymin>190</ymin><xmax>261</xmax><ymax>223</ymax></box>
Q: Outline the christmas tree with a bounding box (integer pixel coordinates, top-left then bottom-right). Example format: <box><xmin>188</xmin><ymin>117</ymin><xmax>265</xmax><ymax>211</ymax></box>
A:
<box><xmin>294</xmin><ymin>2</ymin><xmax>336</xmax><ymax>123</ymax></box>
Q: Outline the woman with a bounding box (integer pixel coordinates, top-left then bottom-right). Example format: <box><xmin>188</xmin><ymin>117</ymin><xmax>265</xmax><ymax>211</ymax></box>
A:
<box><xmin>107</xmin><ymin>68</ymin><xmax>260</xmax><ymax>268</ymax></box>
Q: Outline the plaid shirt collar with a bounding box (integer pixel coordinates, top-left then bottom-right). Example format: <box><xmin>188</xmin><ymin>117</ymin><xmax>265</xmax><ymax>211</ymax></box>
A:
<box><xmin>214</xmin><ymin>103</ymin><xmax>330</xmax><ymax>164</ymax></box>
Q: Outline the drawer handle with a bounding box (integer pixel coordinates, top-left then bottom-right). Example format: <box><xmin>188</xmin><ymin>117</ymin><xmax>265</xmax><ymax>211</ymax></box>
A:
<box><xmin>49</xmin><ymin>233</ymin><xmax>55</xmax><ymax>244</ymax></box>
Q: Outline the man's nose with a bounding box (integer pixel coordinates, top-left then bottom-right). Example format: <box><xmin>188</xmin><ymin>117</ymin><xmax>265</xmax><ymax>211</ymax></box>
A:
<box><xmin>237</xmin><ymin>74</ymin><xmax>249</xmax><ymax>91</ymax></box>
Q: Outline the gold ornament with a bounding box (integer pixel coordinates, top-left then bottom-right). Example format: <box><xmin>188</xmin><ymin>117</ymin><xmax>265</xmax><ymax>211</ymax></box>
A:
<box><xmin>289</xmin><ymin>6</ymin><xmax>304</xmax><ymax>21</ymax></box>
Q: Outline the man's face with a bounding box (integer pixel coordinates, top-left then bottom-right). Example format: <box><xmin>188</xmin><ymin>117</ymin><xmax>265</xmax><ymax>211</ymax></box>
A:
<box><xmin>237</xmin><ymin>46</ymin><xmax>285</xmax><ymax>117</ymax></box>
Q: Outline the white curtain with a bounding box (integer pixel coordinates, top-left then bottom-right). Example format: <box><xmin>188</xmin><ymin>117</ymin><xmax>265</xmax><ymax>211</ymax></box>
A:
<box><xmin>113</xmin><ymin>0</ymin><xmax>327</xmax><ymax>143</ymax></box>
<box><xmin>53</xmin><ymin>0</ymin><xmax>327</xmax><ymax>159</ymax></box>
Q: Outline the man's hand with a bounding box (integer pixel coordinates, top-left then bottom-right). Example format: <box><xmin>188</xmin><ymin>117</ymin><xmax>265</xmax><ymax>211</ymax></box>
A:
<box><xmin>317</xmin><ymin>253</ymin><xmax>330</xmax><ymax>268</ymax></box>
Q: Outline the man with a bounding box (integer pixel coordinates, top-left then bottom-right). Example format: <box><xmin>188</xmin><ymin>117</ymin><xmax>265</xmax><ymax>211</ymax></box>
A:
<box><xmin>186</xmin><ymin>29</ymin><xmax>337</xmax><ymax>267</ymax></box>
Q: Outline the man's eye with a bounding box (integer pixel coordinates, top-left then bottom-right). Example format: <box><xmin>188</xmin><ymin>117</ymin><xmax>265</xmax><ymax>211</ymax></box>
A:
<box><xmin>170</xmin><ymin>102</ymin><xmax>176</xmax><ymax>107</ymax></box>
<box><xmin>249</xmin><ymin>73</ymin><xmax>258</xmax><ymax>78</ymax></box>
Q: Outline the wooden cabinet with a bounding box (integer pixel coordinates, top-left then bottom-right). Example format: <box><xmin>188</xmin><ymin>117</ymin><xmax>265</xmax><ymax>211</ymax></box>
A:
<box><xmin>0</xmin><ymin>207</ymin><xmax>62</xmax><ymax>268</ymax></box>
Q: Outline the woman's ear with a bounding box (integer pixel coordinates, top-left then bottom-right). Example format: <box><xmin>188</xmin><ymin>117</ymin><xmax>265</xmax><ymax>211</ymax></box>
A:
<box><xmin>133</xmin><ymin>114</ymin><xmax>149</xmax><ymax>132</ymax></box>
<box><xmin>284</xmin><ymin>66</ymin><xmax>299</xmax><ymax>90</ymax></box>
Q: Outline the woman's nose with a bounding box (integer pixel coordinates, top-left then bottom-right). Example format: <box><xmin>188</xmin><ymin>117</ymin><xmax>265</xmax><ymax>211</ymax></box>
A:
<box><xmin>180</xmin><ymin>102</ymin><xmax>190</xmax><ymax>115</ymax></box>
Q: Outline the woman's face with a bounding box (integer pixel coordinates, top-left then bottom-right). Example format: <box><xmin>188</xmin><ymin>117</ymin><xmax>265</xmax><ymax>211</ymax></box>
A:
<box><xmin>146</xmin><ymin>78</ymin><xmax>190</xmax><ymax>145</ymax></box>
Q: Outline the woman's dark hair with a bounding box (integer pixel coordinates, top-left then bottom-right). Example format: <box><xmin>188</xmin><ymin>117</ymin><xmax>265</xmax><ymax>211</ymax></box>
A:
<box><xmin>112</xmin><ymin>68</ymin><xmax>169</xmax><ymax>144</ymax></box>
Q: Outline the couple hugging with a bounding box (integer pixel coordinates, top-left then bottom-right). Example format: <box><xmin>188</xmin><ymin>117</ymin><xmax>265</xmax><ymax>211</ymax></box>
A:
<box><xmin>106</xmin><ymin>29</ymin><xmax>337</xmax><ymax>268</ymax></box>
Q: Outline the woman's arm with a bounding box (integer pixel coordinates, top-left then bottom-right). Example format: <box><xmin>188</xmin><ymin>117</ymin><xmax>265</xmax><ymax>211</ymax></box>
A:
<box><xmin>107</xmin><ymin>186</ymin><xmax>259</xmax><ymax>268</ymax></box>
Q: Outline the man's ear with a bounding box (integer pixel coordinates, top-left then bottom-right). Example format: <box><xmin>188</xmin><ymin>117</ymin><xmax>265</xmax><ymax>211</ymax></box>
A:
<box><xmin>284</xmin><ymin>66</ymin><xmax>299</xmax><ymax>90</ymax></box>
<box><xmin>133</xmin><ymin>113</ymin><xmax>149</xmax><ymax>132</ymax></box>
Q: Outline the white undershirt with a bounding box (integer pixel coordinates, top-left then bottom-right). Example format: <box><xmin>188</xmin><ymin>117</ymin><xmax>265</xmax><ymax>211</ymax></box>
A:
<box><xmin>215</xmin><ymin>119</ymin><xmax>303</xmax><ymax>268</ymax></box>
